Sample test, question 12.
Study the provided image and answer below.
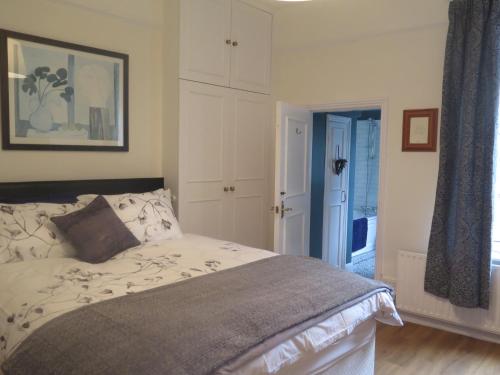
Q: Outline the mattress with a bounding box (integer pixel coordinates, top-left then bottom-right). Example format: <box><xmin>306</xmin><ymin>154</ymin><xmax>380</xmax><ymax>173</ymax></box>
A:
<box><xmin>0</xmin><ymin>234</ymin><xmax>401</xmax><ymax>373</ymax></box>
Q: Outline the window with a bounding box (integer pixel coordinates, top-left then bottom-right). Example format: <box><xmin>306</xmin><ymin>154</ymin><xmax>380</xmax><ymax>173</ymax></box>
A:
<box><xmin>492</xmin><ymin>215</ymin><xmax>500</xmax><ymax>263</ymax></box>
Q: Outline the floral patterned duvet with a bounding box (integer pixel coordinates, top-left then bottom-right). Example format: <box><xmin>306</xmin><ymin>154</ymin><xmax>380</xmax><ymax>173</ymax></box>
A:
<box><xmin>0</xmin><ymin>234</ymin><xmax>276</xmax><ymax>364</ymax></box>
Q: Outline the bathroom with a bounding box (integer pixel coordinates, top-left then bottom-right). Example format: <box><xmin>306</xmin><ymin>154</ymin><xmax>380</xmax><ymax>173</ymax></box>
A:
<box><xmin>350</xmin><ymin>111</ymin><xmax>380</xmax><ymax>279</ymax></box>
<box><xmin>310</xmin><ymin>109</ymin><xmax>381</xmax><ymax>279</ymax></box>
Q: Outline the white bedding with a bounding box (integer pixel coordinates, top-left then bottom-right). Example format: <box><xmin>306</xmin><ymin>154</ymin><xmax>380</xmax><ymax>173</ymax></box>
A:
<box><xmin>0</xmin><ymin>234</ymin><xmax>401</xmax><ymax>373</ymax></box>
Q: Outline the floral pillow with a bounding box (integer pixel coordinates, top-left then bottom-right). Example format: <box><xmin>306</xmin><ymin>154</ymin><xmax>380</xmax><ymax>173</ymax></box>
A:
<box><xmin>77</xmin><ymin>189</ymin><xmax>183</xmax><ymax>243</ymax></box>
<box><xmin>0</xmin><ymin>202</ymin><xmax>83</xmax><ymax>264</ymax></box>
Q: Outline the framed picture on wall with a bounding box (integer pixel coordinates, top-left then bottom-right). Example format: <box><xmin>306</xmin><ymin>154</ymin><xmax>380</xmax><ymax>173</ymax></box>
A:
<box><xmin>0</xmin><ymin>29</ymin><xmax>129</xmax><ymax>151</ymax></box>
<box><xmin>402</xmin><ymin>108</ymin><xmax>439</xmax><ymax>152</ymax></box>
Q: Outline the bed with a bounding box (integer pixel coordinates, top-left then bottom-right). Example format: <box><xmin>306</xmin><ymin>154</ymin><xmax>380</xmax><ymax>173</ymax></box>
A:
<box><xmin>0</xmin><ymin>178</ymin><xmax>402</xmax><ymax>375</ymax></box>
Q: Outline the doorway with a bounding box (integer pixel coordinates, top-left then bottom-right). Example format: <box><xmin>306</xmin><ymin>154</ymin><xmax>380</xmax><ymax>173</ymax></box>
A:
<box><xmin>274</xmin><ymin>102</ymin><xmax>385</xmax><ymax>280</ymax></box>
<box><xmin>315</xmin><ymin>110</ymin><xmax>381</xmax><ymax>279</ymax></box>
<box><xmin>310</xmin><ymin>109</ymin><xmax>381</xmax><ymax>278</ymax></box>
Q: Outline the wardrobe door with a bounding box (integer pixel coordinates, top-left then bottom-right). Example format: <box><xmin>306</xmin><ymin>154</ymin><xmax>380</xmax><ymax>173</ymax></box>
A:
<box><xmin>230</xmin><ymin>0</ymin><xmax>272</xmax><ymax>94</ymax></box>
<box><xmin>179</xmin><ymin>81</ymin><xmax>233</xmax><ymax>240</ymax></box>
<box><xmin>180</xmin><ymin>0</ymin><xmax>232</xmax><ymax>86</ymax></box>
<box><xmin>227</xmin><ymin>90</ymin><xmax>270</xmax><ymax>248</ymax></box>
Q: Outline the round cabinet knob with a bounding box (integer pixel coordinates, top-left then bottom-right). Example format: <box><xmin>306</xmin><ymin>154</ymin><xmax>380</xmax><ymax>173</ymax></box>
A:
<box><xmin>232</xmin><ymin>41</ymin><xmax>238</xmax><ymax>47</ymax></box>
<box><xmin>224</xmin><ymin>187</ymin><xmax>229</xmax><ymax>192</ymax></box>
<box><xmin>229</xmin><ymin>186</ymin><xmax>236</xmax><ymax>192</ymax></box>
<box><xmin>225</xmin><ymin>39</ymin><xmax>232</xmax><ymax>45</ymax></box>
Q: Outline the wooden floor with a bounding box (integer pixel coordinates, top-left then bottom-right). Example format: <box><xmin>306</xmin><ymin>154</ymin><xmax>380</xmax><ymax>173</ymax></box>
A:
<box><xmin>376</xmin><ymin>323</ymin><xmax>500</xmax><ymax>375</ymax></box>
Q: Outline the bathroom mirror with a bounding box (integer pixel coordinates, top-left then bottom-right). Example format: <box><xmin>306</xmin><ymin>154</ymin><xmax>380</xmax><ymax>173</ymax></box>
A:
<box><xmin>402</xmin><ymin>108</ymin><xmax>438</xmax><ymax>152</ymax></box>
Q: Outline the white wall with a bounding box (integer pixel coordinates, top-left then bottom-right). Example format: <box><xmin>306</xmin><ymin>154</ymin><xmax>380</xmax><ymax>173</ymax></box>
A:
<box><xmin>272</xmin><ymin>0</ymin><xmax>449</xmax><ymax>281</ymax></box>
<box><xmin>0</xmin><ymin>0</ymin><xmax>164</xmax><ymax>182</ymax></box>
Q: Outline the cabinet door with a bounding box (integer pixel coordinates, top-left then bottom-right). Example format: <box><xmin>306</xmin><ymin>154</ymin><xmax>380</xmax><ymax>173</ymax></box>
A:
<box><xmin>179</xmin><ymin>81</ymin><xmax>233</xmax><ymax>240</ymax></box>
<box><xmin>230</xmin><ymin>1</ymin><xmax>272</xmax><ymax>94</ymax></box>
<box><xmin>180</xmin><ymin>0</ymin><xmax>232</xmax><ymax>86</ymax></box>
<box><xmin>227</xmin><ymin>90</ymin><xmax>271</xmax><ymax>248</ymax></box>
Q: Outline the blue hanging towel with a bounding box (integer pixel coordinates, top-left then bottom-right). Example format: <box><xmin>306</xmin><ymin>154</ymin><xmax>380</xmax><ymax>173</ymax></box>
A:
<box><xmin>352</xmin><ymin>218</ymin><xmax>368</xmax><ymax>252</ymax></box>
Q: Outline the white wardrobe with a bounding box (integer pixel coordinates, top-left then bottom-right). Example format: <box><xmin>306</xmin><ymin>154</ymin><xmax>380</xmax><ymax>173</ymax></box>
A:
<box><xmin>178</xmin><ymin>0</ymin><xmax>272</xmax><ymax>249</ymax></box>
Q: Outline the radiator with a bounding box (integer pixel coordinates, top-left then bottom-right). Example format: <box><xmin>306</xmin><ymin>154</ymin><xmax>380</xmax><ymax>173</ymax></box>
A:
<box><xmin>396</xmin><ymin>251</ymin><xmax>500</xmax><ymax>336</ymax></box>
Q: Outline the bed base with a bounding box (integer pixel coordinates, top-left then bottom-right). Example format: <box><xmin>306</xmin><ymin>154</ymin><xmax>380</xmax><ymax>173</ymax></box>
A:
<box><xmin>273</xmin><ymin>319</ymin><xmax>376</xmax><ymax>375</ymax></box>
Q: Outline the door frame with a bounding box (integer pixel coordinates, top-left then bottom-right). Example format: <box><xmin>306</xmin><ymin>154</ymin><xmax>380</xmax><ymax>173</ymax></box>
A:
<box><xmin>295</xmin><ymin>98</ymin><xmax>388</xmax><ymax>281</ymax></box>
<box><xmin>322</xmin><ymin>115</ymin><xmax>351</xmax><ymax>268</ymax></box>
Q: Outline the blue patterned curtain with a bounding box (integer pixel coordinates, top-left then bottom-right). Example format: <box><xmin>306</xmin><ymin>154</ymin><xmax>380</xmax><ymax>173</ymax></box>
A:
<box><xmin>424</xmin><ymin>0</ymin><xmax>500</xmax><ymax>309</ymax></box>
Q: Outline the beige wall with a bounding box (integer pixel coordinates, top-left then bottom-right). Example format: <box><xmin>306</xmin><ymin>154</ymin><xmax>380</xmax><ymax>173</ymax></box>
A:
<box><xmin>162</xmin><ymin>0</ymin><xmax>180</xmax><ymax>204</ymax></box>
<box><xmin>0</xmin><ymin>0</ymin><xmax>451</xmax><ymax>277</ymax></box>
<box><xmin>272</xmin><ymin>0</ymin><xmax>449</xmax><ymax>281</ymax></box>
<box><xmin>0</xmin><ymin>0</ymin><xmax>164</xmax><ymax>182</ymax></box>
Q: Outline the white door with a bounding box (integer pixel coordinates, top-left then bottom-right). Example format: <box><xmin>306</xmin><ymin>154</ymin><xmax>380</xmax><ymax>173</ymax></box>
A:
<box><xmin>274</xmin><ymin>102</ymin><xmax>313</xmax><ymax>256</ymax></box>
<box><xmin>178</xmin><ymin>80</ymin><xmax>233</xmax><ymax>240</ymax></box>
<box><xmin>323</xmin><ymin>115</ymin><xmax>351</xmax><ymax>267</ymax></box>
<box><xmin>230</xmin><ymin>0</ymin><xmax>272</xmax><ymax>94</ymax></box>
<box><xmin>180</xmin><ymin>0</ymin><xmax>232</xmax><ymax>87</ymax></box>
<box><xmin>228</xmin><ymin>91</ymin><xmax>270</xmax><ymax>248</ymax></box>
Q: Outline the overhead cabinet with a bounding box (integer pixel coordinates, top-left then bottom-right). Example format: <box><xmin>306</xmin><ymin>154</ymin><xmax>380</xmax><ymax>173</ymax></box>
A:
<box><xmin>179</xmin><ymin>80</ymin><xmax>271</xmax><ymax>249</ymax></box>
<box><xmin>180</xmin><ymin>0</ymin><xmax>272</xmax><ymax>94</ymax></box>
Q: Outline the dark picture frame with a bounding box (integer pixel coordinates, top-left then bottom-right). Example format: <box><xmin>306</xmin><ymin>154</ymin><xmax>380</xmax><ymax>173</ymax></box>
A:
<box><xmin>0</xmin><ymin>29</ymin><xmax>129</xmax><ymax>151</ymax></box>
<box><xmin>402</xmin><ymin>108</ymin><xmax>439</xmax><ymax>152</ymax></box>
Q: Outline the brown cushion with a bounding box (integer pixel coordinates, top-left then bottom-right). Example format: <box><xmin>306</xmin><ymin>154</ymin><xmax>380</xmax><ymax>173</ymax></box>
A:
<box><xmin>51</xmin><ymin>196</ymin><xmax>140</xmax><ymax>264</ymax></box>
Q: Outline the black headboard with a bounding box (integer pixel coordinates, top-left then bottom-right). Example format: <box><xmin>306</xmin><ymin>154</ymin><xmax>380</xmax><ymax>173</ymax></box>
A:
<box><xmin>0</xmin><ymin>178</ymin><xmax>165</xmax><ymax>204</ymax></box>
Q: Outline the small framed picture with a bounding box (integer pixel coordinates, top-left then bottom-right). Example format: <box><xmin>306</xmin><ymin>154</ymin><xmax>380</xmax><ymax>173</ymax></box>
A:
<box><xmin>0</xmin><ymin>29</ymin><xmax>128</xmax><ymax>151</ymax></box>
<box><xmin>402</xmin><ymin>108</ymin><xmax>438</xmax><ymax>152</ymax></box>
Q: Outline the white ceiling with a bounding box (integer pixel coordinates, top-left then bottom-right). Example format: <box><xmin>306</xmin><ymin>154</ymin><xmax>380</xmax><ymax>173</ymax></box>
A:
<box><xmin>49</xmin><ymin>0</ymin><xmax>450</xmax><ymax>50</ymax></box>
<box><xmin>48</xmin><ymin>0</ymin><xmax>164</xmax><ymax>27</ymax></box>
<box><xmin>265</xmin><ymin>0</ymin><xmax>450</xmax><ymax>51</ymax></box>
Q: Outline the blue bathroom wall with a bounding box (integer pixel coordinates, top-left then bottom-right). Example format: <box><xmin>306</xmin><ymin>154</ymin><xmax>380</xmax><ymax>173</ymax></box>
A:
<box><xmin>310</xmin><ymin>113</ymin><xmax>327</xmax><ymax>260</ymax></box>
<box><xmin>309</xmin><ymin>110</ymin><xmax>380</xmax><ymax>263</ymax></box>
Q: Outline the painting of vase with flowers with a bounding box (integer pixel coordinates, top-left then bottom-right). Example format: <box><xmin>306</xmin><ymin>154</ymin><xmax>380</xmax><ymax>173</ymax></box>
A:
<box><xmin>0</xmin><ymin>29</ymin><xmax>128</xmax><ymax>151</ymax></box>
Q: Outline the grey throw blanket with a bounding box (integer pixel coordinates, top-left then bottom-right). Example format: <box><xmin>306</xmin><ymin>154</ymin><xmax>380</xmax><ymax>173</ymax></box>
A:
<box><xmin>2</xmin><ymin>255</ymin><xmax>391</xmax><ymax>375</ymax></box>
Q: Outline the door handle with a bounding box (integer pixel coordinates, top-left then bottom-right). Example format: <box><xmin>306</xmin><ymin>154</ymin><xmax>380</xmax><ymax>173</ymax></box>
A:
<box><xmin>341</xmin><ymin>191</ymin><xmax>346</xmax><ymax>203</ymax></box>
<box><xmin>280</xmin><ymin>201</ymin><xmax>292</xmax><ymax>219</ymax></box>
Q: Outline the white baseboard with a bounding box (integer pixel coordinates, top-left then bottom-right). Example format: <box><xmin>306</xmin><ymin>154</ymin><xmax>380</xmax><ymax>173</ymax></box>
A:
<box><xmin>385</xmin><ymin>271</ymin><xmax>500</xmax><ymax>344</ymax></box>
<box><xmin>396</xmin><ymin>251</ymin><xmax>500</xmax><ymax>339</ymax></box>
<box><xmin>400</xmin><ymin>311</ymin><xmax>500</xmax><ymax>345</ymax></box>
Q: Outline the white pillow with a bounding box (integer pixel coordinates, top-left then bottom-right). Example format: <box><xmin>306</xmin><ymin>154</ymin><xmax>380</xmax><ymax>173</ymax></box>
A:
<box><xmin>0</xmin><ymin>202</ymin><xmax>82</xmax><ymax>264</ymax></box>
<box><xmin>77</xmin><ymin>189</ymin><xmax>183</xmax><ymax>243</ymax></box>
